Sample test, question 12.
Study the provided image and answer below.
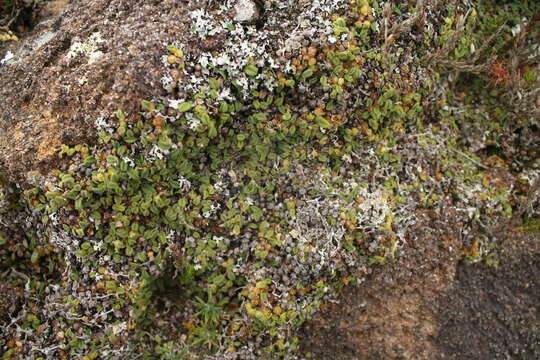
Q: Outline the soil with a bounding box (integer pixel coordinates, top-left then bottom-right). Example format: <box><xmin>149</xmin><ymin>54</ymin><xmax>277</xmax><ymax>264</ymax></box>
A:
<box><xmin>300</xmin><ymin>211</ymin><xmax>540</xmax><ymax>360</ymax></box>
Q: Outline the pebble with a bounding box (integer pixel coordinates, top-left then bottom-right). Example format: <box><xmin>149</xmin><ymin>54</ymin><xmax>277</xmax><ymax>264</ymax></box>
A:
<box><xmin>233</xmin><ymin>0</ymin><xmax>261</xmax><ymax>23</ymax></box>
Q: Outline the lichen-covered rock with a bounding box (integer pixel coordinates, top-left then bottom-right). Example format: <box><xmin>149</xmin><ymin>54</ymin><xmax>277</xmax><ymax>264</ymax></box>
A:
<box><xmin>0</xmin><ymin>0</ymin><xmax>348</xmax><ymax>186</ymax></box>
<box><xmin>0</xmin><ymin>0</ymin><xmax>199</xmax><ymax>184</ymax></box>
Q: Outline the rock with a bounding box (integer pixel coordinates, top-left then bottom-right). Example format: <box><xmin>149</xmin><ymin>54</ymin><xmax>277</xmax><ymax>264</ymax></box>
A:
<box><xmin>300</xmin><ymin>208</ymin><xmax>463</xmax><ymax>359</ymax></box>
<box><xmin>0</xmin><ymin>0</ymin><xmax>199</xmax><ymax>185</ymax></box>
<box><xmin>233</xmin><ymin>0</ymin><xmax>261</xmax><ymax>23</ymax></box>
<box><xmin>300</xmin><ymin>209</ymin><xmax>540</xmax><ymax>359</ymax></box>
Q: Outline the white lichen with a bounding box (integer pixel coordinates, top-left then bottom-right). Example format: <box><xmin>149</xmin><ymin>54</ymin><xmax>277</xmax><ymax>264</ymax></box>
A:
<box><xmin>0</xmin><ymin>51</ymin><xmax>15</xmax><ymax>66</ymax></box>
<box><xmin>65</xmin><ymin>32</ymin><xmax>105</xmax><ymax>64</ymax></box>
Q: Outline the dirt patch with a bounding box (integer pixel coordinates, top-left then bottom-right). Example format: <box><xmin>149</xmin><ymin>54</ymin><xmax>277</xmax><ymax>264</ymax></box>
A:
<box><xmin>300</xmin><ymin>211</ymin><xmax>540</xmax><ymax>359</ymax></box>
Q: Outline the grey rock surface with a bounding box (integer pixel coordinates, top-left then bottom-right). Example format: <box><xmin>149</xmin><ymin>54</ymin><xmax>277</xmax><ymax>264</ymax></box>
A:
<box><xmin>0</xmin><ymin>0</ymin><xmax>197</xmax><ymax>184</ymax></box>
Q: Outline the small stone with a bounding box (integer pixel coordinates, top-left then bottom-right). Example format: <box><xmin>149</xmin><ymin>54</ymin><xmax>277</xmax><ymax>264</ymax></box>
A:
<box><xmin>233</xmin><ymin>0</ymin><xmax>261</xmax><ymax>23</ymax></box>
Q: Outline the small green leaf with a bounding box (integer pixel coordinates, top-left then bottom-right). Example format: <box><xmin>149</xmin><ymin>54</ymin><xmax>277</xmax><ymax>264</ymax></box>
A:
<box><xmin>252</xmin><ymin>113</ymin><xmax>267</xmax><ymax>122</ymax></box>
<box><xmin>244</xmin><ymin>65</ymin><xmax>258</xmax><ymax>77</ymax></box>
<box><xmin>116</xmin><ymin>110</ymin><xmax>126</xmax><ymax>121</ymax></box>
<box><xmin>208</xmin><ymin>124</ymin><xmax>218</xmax><ymax>138</ymax></box>
<box><xmin>209</xmin><ymin>78</ymin><xmax>219</xmax><ymax>89</ymax></box>
<box><xmin>524</xmin><ymin>70</ymin><xmax>537</xmax><ymax>83</ymax></box>
<box><xmin>178</xmin><ymin>101</ymin><xmax>193</xmax><ymax>112</ymax></box>
<box><xmin>141</xmin><ymin>100</ymin><xmax>155</xmax><ymax>112</ymax></box>
<box><xmin>112</xmin><ymin>203</ymin><xmax>126</xmax><ymax>212</ymax></box>
<box><xmin>125</xmin><ymin>246</ymin><xmax>134</xmax><ymax>256</ymax></box>
<box><xmin>31</xmin><ymin>250</ymin><xmax>40</xmax><ymax>264</ymax></box>
<box><xmin>255</xmin><ymin>279</ymin><xmax>271</xmax><ymax>289</ymax></box>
